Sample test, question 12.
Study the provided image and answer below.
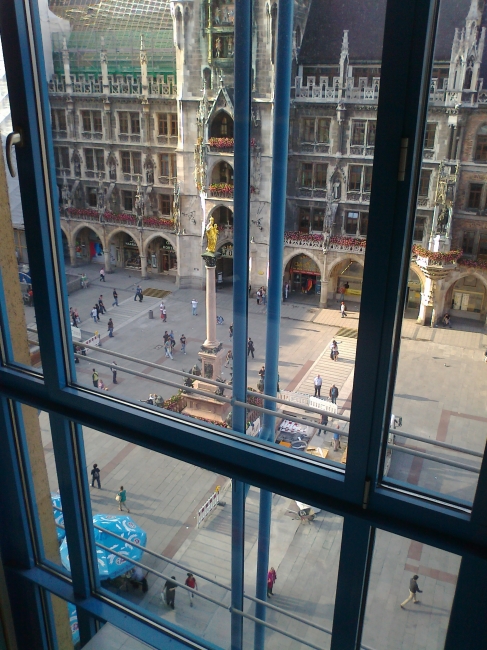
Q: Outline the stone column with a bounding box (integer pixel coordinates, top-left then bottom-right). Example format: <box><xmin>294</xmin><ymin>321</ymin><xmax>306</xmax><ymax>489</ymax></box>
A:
<box><xmin>103</xmin><ymin>249</ymin><xmax>111</xmax><ymax>274</ymax></box>
<box><xmin>69</xmin><ymin>244</ymin><xmax>76</xmax><ymax>267</ymax></box>
<box><xmin>203</xmin><ymin>254</ymin><xmax>218</xmax><ymax>348</ymax></box>
<box><xmin>140</xmin><ymin>255</ymin><xmax>148</xmax><ymax>279</ymax></box>
<box><xmin>320</xmin><ymin>280</ymin><xmax>329</xmax><ymax>308</ymax></box>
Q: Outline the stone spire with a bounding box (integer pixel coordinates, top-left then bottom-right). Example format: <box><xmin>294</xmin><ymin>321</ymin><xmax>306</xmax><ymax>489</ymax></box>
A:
<box><xmin>100</xmin><ymin>36</ymin><xmax>109</xmax><ymax>94</ymax></box>
<box><xmin>339</xmin><ymin>30</ymin><xmax>349</xmax><ymax>99</ymax></box>
<box><xmin>140</xmin><ymin>34</ymin><xmax>148</xmax><ymax>98</ymax></box>
<box><xmin>62</xmin><ymin>37</ymin><xmax>72</xmax><ymax>94</ymax></box>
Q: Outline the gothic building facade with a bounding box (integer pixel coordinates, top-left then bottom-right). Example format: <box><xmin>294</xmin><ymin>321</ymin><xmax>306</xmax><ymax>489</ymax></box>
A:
<box><xmin>47</xmin><ymin>0</ymin><xmax>487</xmax><ymax>324</ymax></box>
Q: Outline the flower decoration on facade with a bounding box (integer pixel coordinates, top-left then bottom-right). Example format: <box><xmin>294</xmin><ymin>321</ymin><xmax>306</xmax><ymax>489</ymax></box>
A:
<box><xmin>457</xmin><ymin>257</ymin><xmax>487</xmax><ymax>269</ymax></box>
<box><xmin>209</xmin><ymin>182</ymin><xmax>234</xmax><ymax>196</ymax></box>
<box><xmin>67</xmin><ymin>207</ymin><xmax>174</xmax><ymax>230</ymax></box>
<box><xmin>329</xmin><ymin>236</ymin><xmax>367</xmax><ymax>248</ymax></box>
<box><xmin>412</xmin><ymin>245</ymin><xmax>462</xmax><ymax>264</ymax></box>
<box><xmin>67</xmin><ymin>207</ymin><xmax>99</xmax><ymax>218</ymax></box>
<box><xmin>208</xmin><ymin>137</ymin><xmax>234</xmax><ymax>149</ymax></box>
<box><xmin>284</xmin><ymin>231</ymin><xmax>324</xmax><ymax>243</ymax></box>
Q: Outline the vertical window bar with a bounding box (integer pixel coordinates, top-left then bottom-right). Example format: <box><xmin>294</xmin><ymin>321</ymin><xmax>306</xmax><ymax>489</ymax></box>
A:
<box><xmin>254</xmin><ymin>1</ymin><xmax>294</xmax><ymax>648</ymax></box>
<box><xmin>345</xmin><ymin>0</ymin><xmax>440</xmax><ymax>503</ymax></box>
<box><xmin>49</xmin><ymin>415</ymin><xmax>98</xmax><ymax>646</ymax></box>
<box><xmin>232</xmin><ymin>0</ymin><xmax>253</xmax><ymax>647</ymax></box>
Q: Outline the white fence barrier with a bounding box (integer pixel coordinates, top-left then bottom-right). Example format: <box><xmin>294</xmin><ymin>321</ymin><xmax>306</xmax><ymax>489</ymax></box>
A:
<box><xmin>71</xmin><ymin>326</ymin><xmax>82</xmax><ymax>341</ymax></box>
<box><xmin>278</xmin><ymin>391</ymin><xmax>309</xmax><ymax>405</ymax></box>
<box><xmin>246</xmin><ymin>417</ymin><xmax>261</xmax><ymax>437</ymax></box>
<box><xmin>197</xmin><ymin>489</ymin><xmax>221</xmax><ymax>528</ymax></box>
<box><xmin>83</xmin><ymin>333</ymin><xmax>101</xmax><ymax>350</ymax></box>
<box><xmin>309</xmin><ymin>396</ymin><xmax>338</xmax><ymax>414</ymax></box>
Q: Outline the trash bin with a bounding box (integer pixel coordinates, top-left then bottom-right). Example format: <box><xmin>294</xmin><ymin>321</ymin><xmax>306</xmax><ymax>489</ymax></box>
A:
<box><xmin>149</xmin><ymin>310</ymin><xmax>153</xmax><ymax>319</ymax></box>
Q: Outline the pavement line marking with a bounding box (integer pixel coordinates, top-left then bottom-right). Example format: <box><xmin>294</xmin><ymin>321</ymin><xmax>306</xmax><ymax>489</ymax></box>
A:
<box><xmin>99</xmin><ymin>442</ymin><xmax>136</xmax><ymax>481</ymax></box>
<box><xmin>286</xmin><ymin>360</ymin><xmax>314</xmax><ymax>391</ymax></box>
<box><xmin>404</xmin><ymin>563</ymin><xmax>458</xmax><ymax>585</ymax></box>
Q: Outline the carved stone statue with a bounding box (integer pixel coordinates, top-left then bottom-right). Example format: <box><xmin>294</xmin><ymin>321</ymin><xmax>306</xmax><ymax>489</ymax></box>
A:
<box><xmin>215</xmin><ymin>37</ymin><xmax>222</xmax><ymax>57</ymax></box>
<box><xmin>332</xmin><ymin>180</ymin><xmax>341</xmax><ymax>200</ymax></box>
<box><xmin>205</xmin><ymin>216</ymin><xmax>219</xmax><ymax>252</ymax></box>
<box><xmin>436</xmin><ymin>205</ymin><xmax>449</xmax><ymax>235</ymax></box>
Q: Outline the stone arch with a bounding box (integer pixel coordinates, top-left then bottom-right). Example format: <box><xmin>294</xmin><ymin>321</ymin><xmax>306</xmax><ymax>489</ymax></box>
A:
<box><xmin>410</xmin><ymin>261</ymin><xmax>426</xmax><ymax>292</ymax></box>
<box><xmin>441</xmin><ymin>270</ymin><xmax>487</xmax><ymax>321</ymax></box>
<box><xmin>70</xmin><ymin>221</ymin><xmax>105</xmax><ymax>246</ymax></box>
<box><xmin>282</xmin><ymin>248</ymin><xmax>322</xmax><ymax>274</ymax></box>
<box><xmin>442</xmin><ymin>270</ymin><xmax>487</xmax><ymax>295</ymax></box>
<box><xmin>326</xmin><ymin>254</ymin><xmax>364</xmax><ymax>281</ymax></box>
<box><xmin>143</xmin><ymin>231</ymin><xmax>177</xmax><ymax>254</ymax></box>
<box><xmin>106</xmin><ymin>228</ymin><xmax>140</xmax><ymax>252</ymax></box>
<box><xmin>283</xmin><ymin>250</ymin><xmax>322</xmax><ymax>298</ymax></box>
<box><xmin>59</xmin><ymin>224</ymin><xmax>70</xmax><ymax>261</ymax></box>
<box><xmin>216</xmin><ymin>240</ymin><xmax>234</xmax><ymax>283</ymax></box>
<box><xmin>209</xmin><ymin>109</ymin><xmax>234</xmax><ymax>139</ymax></box>
<box><xmin>209</xmin><ymin>204</ymin><xmax>233</xmax><ymax>226</ymax></box>
<box><xmin>59</xmin><ymin>222</ymin><xmax>70</xmax><ymax>245</ymax></box>
<box><xmin>210</xmin><ymin>160</ymin><xmax>234</xmax><ymax>185</ymax></box>
<box><xmin>405</xmin><ymin>264</ymin><xmax>425</xmax><ymax>316</ymax></box>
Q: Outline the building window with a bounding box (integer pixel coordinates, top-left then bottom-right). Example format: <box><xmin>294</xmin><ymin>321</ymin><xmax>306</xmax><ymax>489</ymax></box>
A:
<box><xmin>359</xmin><ymin>212</ymin><xmax>369</xmax><ymax>236</ymax></box>
<box><xmin>364</xmin><ymin>166</ymin><xmax>373</xmax><ymax>192</ymax></box>
<box><xmin>345</xmin><ymin>210</ymin><xmax>359</xmax><ymax>234</ymax></box>
<box><xmin>159</xmin><ymin>194</ymin><xmax>171</xmax><ymax>215</ymax></box>
<box><xmin>81</xmin><ymin>110</ymin><xmax>102</xmax><ymax>134</ymax></box>
<box><xmin>157</xmin><ymin>113</ymin><xmax>178</xmax><ymax>137</ymax></box>
<box><xmin>478</xmin><ymin>234</ymin><xmax>487</xmax><ymax>258</ymax></box>
<box><xmin>299</xmin><ymin>163</ymin><xmax>327</xmax><ymax>189</ymax></box>
<box><xmin>317</xmin><ymin>118</ymin><xmax>330</xmax><ymax>143</ymax></box>
<box><xmin>131</xmin><ymin>113</ymin><xmax>141</xmax><ymax>134</ymax></box>
<box><xmin>468</xmin><ymin>183</ymin><xmax>483</xmax><ymax>209</ymax></box>
<box><xmin>474</xmin><ymin>125</ymin><xmax>487</xmax><ymax>162</ymax></box>
<box><xmin>119</xmin><ymin>112</ymin><xmax>129</xmax><ymax>134</ymax></box>
<box><xmin>303</xmin><ymin>119</ymin><xmax>315</xmax><ymax>142</ymax></box>
<box><xmin>87</xmin><ymin>187</ymin><xmax>97</xmax><ymax>207</ymax></box>
<box><xmin>122</xmin><ymin>190</ymin><xmax>135</xmax><ymax>212</ymax></box>
<box><xmin>51</xmin><ymin>108</ymin><xmax>67</xmax><ymax>132</ymax></box>
<box><xmin>462</xmin><ymin>231</ymin><xmax>475</xmax><ymax>255</ymax></box>
<box><xmin>84</xmin><ymin>148</ymin><xmax>105</xmax><ymax>172</ymax></box>
<box><xmin>298</xmin><ymin>207</ymin><xmax>310</xmax><ymax>232</ymax></box>
<box><xmin>159</xmin><ymin>153</ymin><xmax>177</xmax><ymax>180</ymax></box>
<box><xmin>120</xmin><ymin>151</ymin><xmax>142</xmax><ymax>176</ymax></box>
<box><xmin>300</xmin><ymin>163</ymin><xmax>313</xmax><ymax>187</ymax></box>
<box><xmin>54</xmin><ymin>146</ymin><xmax>70</xmax><ymax>170</ymax></box>
<box><xmin>312</xmin><ymin>209</ymin><xmax>325</xmax><ymax>231</ymax></box>
<box><xmin>413</xmin><ymin>217</ymin><xmax>426</xmax><ymax>242</ymax></box>
<box><xmin>348</xmin><ymin>165</ymin><xmax>362</xmax><ymax>191</ymax></box>
<box><xmin>418</xmin><ymin>169</ymin><xmax>432</xmax><ymax>197</ymax></box>
<box><xmin>351</xmin><ymin>120</ymin><xmax>376</xmax><ymax>147</ymax></box>
<box><xmin>118</xmin><ymin>112</ymin><xmax>140</xmax><ymax>136</ymax></box>
<box><xmin>424</xmin><ymin>123</ymin><xmax>437</xmax><ymax>149</ymax></box>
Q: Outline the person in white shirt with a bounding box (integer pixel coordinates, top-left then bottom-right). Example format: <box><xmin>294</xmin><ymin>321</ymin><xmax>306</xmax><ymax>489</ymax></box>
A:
<box><xmin>192</xmin><ymin>299</ymin><xmax>198</xmax><ymax>316</ymax></box>
<box><xmin>314</xmin><ymin>374</ymin><xmax>322</xmax><ymax>397</ymax></box>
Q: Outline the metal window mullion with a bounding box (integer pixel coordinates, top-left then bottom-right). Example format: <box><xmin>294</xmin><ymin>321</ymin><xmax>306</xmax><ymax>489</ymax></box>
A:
<box><xmin>0</xmin><ymin>0</ymin><xmax>71</xmax><ymax>390</ymax></box>
<box><xmin>344</xmin><ymin>0</ymin><xmax>440</xmax><ymax>503</ymax></box>
<box><xmin>254</xmin><ymin>0</ymin><xmax>294</xmax><ymax>647</ymax></box>
<box><xmin>49</xmin><ymin>415</ymin><xmax>98</xmax><ymax>646</ymax></box>
<box><xmin>232</xmin><ymin>0</ymin><xmax>253</xmax><ymax>646</ymax></box>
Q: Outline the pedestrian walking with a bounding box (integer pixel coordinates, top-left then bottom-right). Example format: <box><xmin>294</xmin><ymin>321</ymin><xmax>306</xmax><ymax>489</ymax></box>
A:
<box><xmin>180</xmin><ymin>334</ymin><xmax>186</xmax><ymax>354</ymax></box>
<box><xmin>262</xmin><ymin>288</ymin><xmax>267</xmax><ymax>305</ymax></box>
<box><xmin>163</xmin><ymin>330</ymin><xmax>169</xmax><ymax>343</ymax></box>
<box><xmin>170</xmin><ymin>330</ymin><xmax>176</xmax><ymax>351</ymax></box>
<box><xmin>400</xmin><ymin>574</ymin><xmax>422</xmax><ymax>609</ymax></box>
<box><xmin>314</xmin><ymin>374</ymin><xmax>322</xmax><ymax>397</ymax></box>
<box><xmin>185</xmin><ymin>573</ymin><xmax>198</xmax><ymax>607</ymax></box>
<box><xmin>81</xmin><ymin>273</ymin><xmax>88</xmax><ymax>289</ymax></box>
<box><xmin>162</xmin><ymin>306</ymin><xmax>167</xmax><ymax>322</ymax></box>
<box><xmin>340</xmin><ymin>301</ymin><xmax>347</xmax><ymax>318</ymax></box>
<box><xmin>442</xmin><ymin>313</ymin><xmax>452</xmax><ymax>328</ymax></box>
<box><xmin>98</xmin><ymin>295</ymin><xmax>106</xmax><ymax>314</ymax></box>
<box><xmin>164</xmin><ymin>338</ymin><xmax>173</xmax><ymax>359</ymax></box>
<box><xmin>111</xmin><ymin>361</ymin><xmax>118</xmax><ymax>384</ymax></box>
<box><xmin>164</xmin><ymin>576</ymin><xmax>177</xmax><ymax>609</ymax></box>
<box><xmin>329</xmin><ymin>384</ymin><xmax>339</xmax><ymax>404</ymax></box>
<box><xmin>318</xmin><ymin>412</ymin><xmax>328</xmax><ymax>436</ymax></box>
<box><xmin>94</xmin><ymin>304</ymin><xmax>101</xmax><ymax>322</ymax></box>
<box><xmin>91</xmin><ymin>306</ymin><xmax>98</xmax><ymax>324</ymax></box>
<box><xmin>92</xmin><ymin>368</ymin><xmax>99</xmax><ymax>388</ymax></box>
<box><xmin>107</xmin><ymin>318</ymin><xmax>114</xmax><ymax>337</ymax></box>
<box><xmin>99</xmin><ymin>268</ymin><xmax>105</xmax><ymax>282</ymax></box>
<box><xmin>116</xmin><ymin>486</ymin><xmax>130</xmax><ymax>512</ymax></box>
<box><xmin>134</xmin><ymin>286</ymin><xmax>143</xmax><ymax>302</ymax></box>
<box><xmin>256</xmin><ymin>289</ymin><xmax>261</xmax><ymax>305</ymax></box>
<box><xmin>112</xmin><ymin>289</ymin><xmax>118</xmax><ymax>307</ymax></box>
<box><xmin>247</xmin><ymin>337</ymin><xmax>255</xmax><ymax>358</ymax></box>
<box><xmin>333</xmin><ymin>425</ymin><xmax>341</xmax><ymax>451</ymax></box>
<box><xmin>192</xmin><ymin>299</ymin><xmax>198</xmax><ymax>316</ymax></box>
<box><xmin>160</xmin><ymin>302</ymin><xmax>165</xmax><ymax>319</ymax></box>
<box><xmin>98</xmin><ymin>378</ymin><xmax>108</xmax><ymax>391</ymax></box>
<box><xmin>224</xmin><ymin>349</ymin><xmax>233</xmax><ymax>368</ymax></box>
<box><xmin>267</xmin><ymin>567</ymin><xmax>277</xmax><ymax>596</ymax></box>
<box><xmin>229</xmin><ymin>323</ymin><xmax>233</xmax><ymax>338</ymax></box>
<box><xmin>91</xmin><ymin>463</ymin><xmax>101</xmax><ymax>489</ymax></box>
<box><xmin>284</xmin><ymin>282</ymin><xmax>289</xmax><ymax>300</ymax></box>
<box><xmin>330</xmin><ymin>340</ymin><xmax>339</xmax><ymax>362</ymax></box>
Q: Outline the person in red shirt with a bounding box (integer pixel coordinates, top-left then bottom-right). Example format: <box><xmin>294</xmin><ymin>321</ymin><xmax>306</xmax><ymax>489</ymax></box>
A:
<box><xmin>185</xmin><ymin>572</ymin><xmax>198</xmax><ymax>607</ymax></box>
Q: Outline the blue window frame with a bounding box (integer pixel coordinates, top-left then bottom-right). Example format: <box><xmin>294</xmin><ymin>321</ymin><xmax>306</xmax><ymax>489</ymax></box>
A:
<box><xmin>0</xmin><ymin>0</ymin><xmax>487</xmax><ymax>649</ymax></box>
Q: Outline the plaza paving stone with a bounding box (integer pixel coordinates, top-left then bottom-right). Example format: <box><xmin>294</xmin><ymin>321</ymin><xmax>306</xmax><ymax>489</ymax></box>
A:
<box><xmin>34</xmin><ymin>263</ymin><xmax>487</xmax><ymax>649</ymax></box>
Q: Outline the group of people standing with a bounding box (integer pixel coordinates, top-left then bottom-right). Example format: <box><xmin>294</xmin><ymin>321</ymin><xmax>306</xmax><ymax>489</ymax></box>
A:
<box><xmin>256</xmin><ymin>287</ymin><xmax>267</xmax><ymax>305</ymax></box>
<box><xmin>163</xmin><ymin>330</ymin><xmax>186</xmax><ymax>359</ymax></box>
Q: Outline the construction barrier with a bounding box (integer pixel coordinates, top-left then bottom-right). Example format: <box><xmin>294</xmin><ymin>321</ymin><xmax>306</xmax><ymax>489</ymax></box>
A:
<box><xmin>197</xmin><ymin>488</ymin><xmax>220</xmax><ymax>528</ymax></box>
<box><xmin>83</xmin><ymin>332</ymin><xmax>101</xmax><ymax>351</ymax></box>
<box><xmin>309</xmin><ymin>396</ymin><xmax>338</xmax><ymax>414</ymax></box>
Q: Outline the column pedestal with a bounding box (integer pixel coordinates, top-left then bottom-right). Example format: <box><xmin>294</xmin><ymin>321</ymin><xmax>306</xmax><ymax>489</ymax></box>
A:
<box><xmin>320</xmin><ymin>280</ymin><xmax>329</xmax><ymax>308</ymax></box>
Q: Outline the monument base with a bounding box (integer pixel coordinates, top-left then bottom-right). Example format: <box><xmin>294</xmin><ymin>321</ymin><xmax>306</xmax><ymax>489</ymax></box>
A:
<box><xmin>181</xmin><ymin>346</ymin><xmax>230</xmax><ymax>425</ymax></box>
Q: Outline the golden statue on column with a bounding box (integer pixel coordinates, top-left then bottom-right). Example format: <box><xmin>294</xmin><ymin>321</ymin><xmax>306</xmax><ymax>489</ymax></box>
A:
<box><xmin>205</xmin><ymin>216</ymin><xmax>219</xmax><ymax>252</ymax></box>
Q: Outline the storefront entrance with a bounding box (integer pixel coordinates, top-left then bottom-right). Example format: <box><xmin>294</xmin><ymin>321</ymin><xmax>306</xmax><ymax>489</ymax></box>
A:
<box><xmin>217</xmin><ymin>243</ymin><xmax>233</xmax><ymax>285</ymax></box>
<box><xmin>122</xmin><ymin>234</ymin><xmax>140</xmax><ymax>270</ymax></box>
<box><xmin>75</xmin><ymin>227</ymin><xmax>103</xmax><ymax>264</ymax></box>
<box><xmin>147</xmin><ymin>237</ymin><xmax>177</xmax><ymax>275</ymax></box>
<box><xmin>448</xmin><ymin>276</ymin><xmax>486</xmax><ymax>320</ymax></box>
<box><xmin>284</xmin><ymin>254</ymin><xmax>321</xmax><ymax>298</ymax></box>
<box><xmin>334</xmin><ymin>260</ymin><xmax>363</xmax><ymax>302</ymax></box>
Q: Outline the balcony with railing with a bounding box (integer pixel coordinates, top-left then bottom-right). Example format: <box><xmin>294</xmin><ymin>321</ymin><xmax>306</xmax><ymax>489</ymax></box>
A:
<box><xmin>64</xmin><ymin>208</ymin><xmax>175</xmax><ymax>231</ymax></box>
<box><xmin>48</xmin><ymin>73</ymin><xmax>176</xmax><ymax>98</ymax></box>
<box><xmin>284</xmin><ymin>232</ymin><xmax>367</xmax><ymax>253</ymax></box>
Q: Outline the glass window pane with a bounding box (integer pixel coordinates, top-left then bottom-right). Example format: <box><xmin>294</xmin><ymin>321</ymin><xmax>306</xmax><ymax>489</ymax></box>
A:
<box><xmin>361</xmin><ymin>530</ymin><xmax>460</xmax><ymax>650</ymax></box>
<box><xmin>243</xmin><ymin>488</ymin><xmax>342</xmax><ymax>649</ymax></box>
<box><xmin>386</xmin><ymin>0</ymin><xmax>487</xmax><ymax>506</ymax></box>
<box><xmin>81</xmin><ymin>427</ymin><xmax>231</xmax><ymax>644</ymax></box>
